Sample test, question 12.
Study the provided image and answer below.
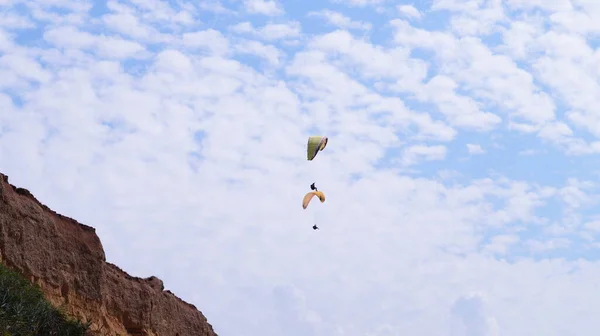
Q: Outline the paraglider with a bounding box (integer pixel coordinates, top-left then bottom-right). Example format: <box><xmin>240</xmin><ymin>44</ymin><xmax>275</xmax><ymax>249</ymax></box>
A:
<box><xmin>307</xmin><ymin>136</ymin><xmax>328</xmax><ymax>161</ymax></box>
<box><xmin>302</xmin><ymin>190</ymin><xmax>325</xmax><ymax>209</ymax></box>
<box><xmin>302</xmin><ymin>190</ymin><xmax>325</xmax><ymax>230</ymax></box>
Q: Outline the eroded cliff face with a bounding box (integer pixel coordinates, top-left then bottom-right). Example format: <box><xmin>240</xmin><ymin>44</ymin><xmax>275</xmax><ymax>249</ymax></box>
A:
<box><xmin>0</xmin><ymin>172</ymin><xmax>217</xmax><ymax>336</ymax></box>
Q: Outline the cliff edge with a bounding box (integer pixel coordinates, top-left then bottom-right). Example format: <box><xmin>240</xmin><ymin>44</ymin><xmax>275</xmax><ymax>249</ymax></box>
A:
<box><xmin>0</xmin><ymin>172</ymin><xmax>217</xmax><ymax>336</ymax></box>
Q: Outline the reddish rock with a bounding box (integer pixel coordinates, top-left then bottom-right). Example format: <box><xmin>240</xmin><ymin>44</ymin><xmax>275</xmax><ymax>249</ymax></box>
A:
<box><xmin>0</xmin><ymin>172</ymin><xmax>217</xmax><ymax>336</ymax></box>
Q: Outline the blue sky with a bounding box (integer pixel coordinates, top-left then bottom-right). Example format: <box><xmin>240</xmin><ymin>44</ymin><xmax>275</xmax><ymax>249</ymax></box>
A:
<box><xmin>2</xmin><ymin>0</ymin><xmax>600</xmax><ymax>335</ymax></box>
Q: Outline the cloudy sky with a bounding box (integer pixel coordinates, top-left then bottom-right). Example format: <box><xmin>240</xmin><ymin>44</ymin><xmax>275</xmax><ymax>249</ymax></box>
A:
<box><xmin>2</xmin><ymin>0</ymin><xmax>600</xmax><ymax>334</ymax></box>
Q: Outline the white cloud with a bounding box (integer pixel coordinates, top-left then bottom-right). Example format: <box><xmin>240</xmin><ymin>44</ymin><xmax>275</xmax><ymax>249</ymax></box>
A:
<box><xmin>527</xmin><ymin>238</ymin><xmax>571</xmax><ymax>253</ymax></box>
<box><xmin>234</xmin><ymin>39</ymin><xmax>283</xmax><ymax>66</ymax></box>
<box><xmin>199</xmin><ymin>1</ymin><xmax>233</xmax><ymax>14</ymax></box>
<box><xmin>103</xmin><ymin>0</ymin><xmax>196</xmax><ymax>27</ymax></box>
<box><xmin>397</xmin><ymin>5</ymin><xmax>421</xmax><ymax>20</ymax></box>
<box><xmin>402</xmin><ymin>144</ymin><xmax>447</xmax><ymax>165</ymax></box>
<box><xmin>518</xmin><ymin>149</ymin><xmax>539</xmax><ymax>156</ymax></box>
<box><xmin>43</xmin><ymin>26</ymin><xmax>147</xmax><ymax>59</ymax></box>
<box><xmin>417</xmin><ymin>75</ymin><xmax>502</xmax><ymax>131</ymax></box>
<box><xmin>467</xmin><ymin>144</ymin><xmax>485</xmax><ymax>155</ymax></box>
<box><xmin>331</xmin><ymin>0</ymin><xmax>384</xmax><ymax>6</ymax></box>
<box><xmin>432</xmin><ymin>0</ymin><xmax>506</xmax><ymax>36</ymax></box>
<box><xmin>181</xmin><ymin>29</ymin><xmax>230</xmax><ymax>55</ymax></box>
<box><xmin>309</xmin><ymin>10</ymin><xmax>371</xmax><ymax>31</ymax></box>
<box><xmin>584</xmin><ymin>220</ymin><xmax>600</xmax><ymax>233</ymax></box>
<box><xmin>559</xmin><ymin>178</ymin><xmax>595</xmax><ymax>210</ymax></box>
<box><xmin>102</xmin><ymin>12</ymin><xmax>170</xmax><ymax>42</ymax></box>
<box><xmin>499</xmin><ymin>19</ymin><xmax>544</xmax><ymax>60</ymax></box>
<box><xmin>308</xmin><ymin>30</ymin><xmax>428</xmax><ymax>85</ymax></box>
<box><xmin>482</xmin><ymin>234</ymin><xmax>519</xmax><ymax>255</ymax></box>
<box><xmin>244</xmin><ymin>0</ymin><xmax>283</xmax><ymax>16</ymax></box>
<box><xmin>230</xmin><ymin>21</ymin><xmax>301</xmax><ymax>40</ymax></box>
<box><xmin>0</xmin><ymin>12</ymin><xmax>35</xmax><ymax>29</ymax></box>
<box><xmin>450</xmin><ymin>293</ymin><xmax>499</xmax><ymax>336</ymax></box>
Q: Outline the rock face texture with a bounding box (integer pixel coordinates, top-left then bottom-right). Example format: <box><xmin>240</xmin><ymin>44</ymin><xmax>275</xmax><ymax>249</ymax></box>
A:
<box><xmin>0</xmin><ymin>172</ymin><xmax>217</xmax><ymax>336</ymax></box>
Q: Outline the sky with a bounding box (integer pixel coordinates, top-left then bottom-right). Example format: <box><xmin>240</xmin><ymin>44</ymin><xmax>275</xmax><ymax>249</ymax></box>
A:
<box><xmin>2</xmin><ymin>0</ymin><xmax>600</xmax><ymax>335</ymax></box>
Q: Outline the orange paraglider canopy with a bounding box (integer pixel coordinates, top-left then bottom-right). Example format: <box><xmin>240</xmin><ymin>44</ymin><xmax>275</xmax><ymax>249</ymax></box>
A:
<box><xmin>302</xmin><ymin>190</ymin><xmax>325</xmax><ymax>209</ymax></box>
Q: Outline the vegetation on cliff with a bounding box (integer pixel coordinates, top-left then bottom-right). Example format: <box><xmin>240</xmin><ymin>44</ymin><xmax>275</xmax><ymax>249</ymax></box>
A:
<box><xmin>0</xmin><ymin>263</ymin><xmax>90</xmax><ymax>336</ymax></box>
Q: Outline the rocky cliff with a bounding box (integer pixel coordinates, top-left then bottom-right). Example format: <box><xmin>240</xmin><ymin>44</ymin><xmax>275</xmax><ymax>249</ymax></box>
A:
<box><xmin>0</xmin><ymin>172</ymin><xmax>217</xmax><ymax>336</ymax></box>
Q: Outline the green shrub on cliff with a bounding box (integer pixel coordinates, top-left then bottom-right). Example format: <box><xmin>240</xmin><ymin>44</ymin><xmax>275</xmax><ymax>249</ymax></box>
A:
<box><xmin>0</xmin><ymin>263</ymin><xmax>90</xmax><ymax>336</ymax></box>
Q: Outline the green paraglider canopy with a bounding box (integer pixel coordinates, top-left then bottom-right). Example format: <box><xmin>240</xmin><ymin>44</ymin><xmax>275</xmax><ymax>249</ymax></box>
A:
<box><xmin>307</xmin><ymin>136</ymin><xmax>328</xmax><ymax>160</ymax></box>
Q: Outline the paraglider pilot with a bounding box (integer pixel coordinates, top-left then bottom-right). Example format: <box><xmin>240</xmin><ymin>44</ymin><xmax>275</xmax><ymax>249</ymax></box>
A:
<box><xmin>310</xmin><ymin>183</ymin><xmax>317</xmax><ymax>191</ymax></box>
